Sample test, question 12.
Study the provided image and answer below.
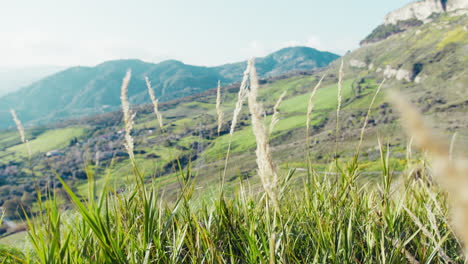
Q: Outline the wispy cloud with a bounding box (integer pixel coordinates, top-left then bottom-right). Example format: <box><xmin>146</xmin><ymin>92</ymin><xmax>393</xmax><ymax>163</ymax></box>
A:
<box><xmin>281</xmin><ymin>35</ymin><xmax>357</xmax><ymax>55</ymax></box>
<box><xmin>240</xmin><ymin>40</ymin><xmax>269</xmax><ymax>58</ymax></box>
<box><xmin>2</xmin><ymin>30</ymin><xmax>170</xmax><ymax>67</ymax></box>
<box><xmin>241</xmin><ymin>35</ymin><xmax>356</xmax><ymax>59</ymax></box>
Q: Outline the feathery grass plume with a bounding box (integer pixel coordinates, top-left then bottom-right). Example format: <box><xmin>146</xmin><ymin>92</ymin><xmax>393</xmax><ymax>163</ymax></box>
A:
<box><xmin>389</xmin><ymin>91</ymin><xmax>468</xmax><ymax>253</ymax></box>
<box><xmin>10</xmin><ymin>109</ymin><xmax>31</xmax><ymax>158</ymax></box>
<box><xmin>145</xmin><ymin>76</ymin><xmax>164</xmax><ymax>130</ymax></box>
<box><xmin>269</xmin><ymin>90</ymin><xmax>286</xmax><ymax>135</ymax></box>
<box><xmin>335</xmin><ymin>59</ymin><xmax>344</xmax><ymax>155</ymax></box>
<box><xmin>449</xmin><ymin>132</ymin><xmax>457</xmax><ymax>161</ymax></box>
<box><xmin>306</xmin><ymin>75</ymin><xmax>326</xmax><ymax>148</ymax></box>
<box><xmin>248</xmin><ymin>59</ymin><xmax>278</xmax><ymax>206</ymax></box>
<box><xmin>230</xmin><ymin>60</ymin><xmax>252</xmax><ymax>135</ymax></box>
<box><xmin>356</xmin><ymin>79</ymin><xmax>386</xmax><ymax>153</ymax></box>
<box><xmin>221</xmin><ymin>59</ymin><xmax>252</xmax><ymax>188</ymax></box>
<box><xmin>216</xmin><ymin>80</ymin><xmax>224</xmax><ymax>135</ymax></box>
<box><xmin>120</xmin><ymin>70</ymin><xmax>135</xmax><ymax>161</ymax></box>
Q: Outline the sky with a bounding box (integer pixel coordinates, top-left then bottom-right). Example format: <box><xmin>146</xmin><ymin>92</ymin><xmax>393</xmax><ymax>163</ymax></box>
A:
<box><xmin>0</xmin><ymin>0</ymin><xmax>413</xmax><ymax>68</ymax></box>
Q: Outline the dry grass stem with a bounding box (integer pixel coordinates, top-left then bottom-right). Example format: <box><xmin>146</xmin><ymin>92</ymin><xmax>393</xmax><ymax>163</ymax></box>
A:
<box><xmin>145</xmin><ymin>77</ymin><xmax>164</xmax><ymax>130</ymax></box>
<box><xmin>230</xmin><ymin>60</ymin><xmax>252</xmax><ymax>135</ymax></box>
<box><xmin>306</xmin><ymin>75</ymin><xmax>326</xmax><ymax>147</ymax></box>
<box><xmin>388</xmin><ymin>92</ymin><xmax>448</xmax><ymax>157</ymax></box>
<box><xmin>449</xmin><ymin>132</ymin><xmax>457</xmax><ymax>161</ymax></box>
<box><xmin>269</xmin><ymin>90</ymin><xmax>286</xmax><ymax>135</ymax></box>
<box><xmin>390</xmin><ymin>91</ymin><xmax>468</xmax><ymax>253</ymax></box>
<box><xmin>248</xmin><ymin>59</ymin><xmax>278</xmax><ymax>205</ymax></box>
<box><xmin>221</xmin><ymin>59</ymin><xmax>253</xmax><ymax>187</ymax></box>
<box><xmin>120</xmin><ymin>70</ymin><xmax>135</xmax><ymax>160</ymax></box>
<box><xmin>216</xmin><ymin>80</ymin><xmax>224</xmax><ymax>135</ymax></box>
<box><xmin>10</xmin><ymin>109</ymin><xmax>26</xmax><ymax>143</ymax></box>
<box><xmin>335</xmin><ymin>60</ymin><xmax>344</xmax><ymax>154</ymax></box>
<box><xmin>356</xmin><ymin>78</ymin><xmax>386</xmax><ymax>153</ymax></box>
<box><xmin>10</xmin><ymin>109</ymin><xmax>32</xmax><ymax>157</ymax></box>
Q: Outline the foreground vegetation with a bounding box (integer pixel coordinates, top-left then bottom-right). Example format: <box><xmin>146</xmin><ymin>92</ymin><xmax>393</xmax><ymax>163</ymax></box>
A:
<box><xmin>1</xmin><ymin>58</ymin><xmax>467</xmax><ymax>263</ymax></box>
<box><xmin>1</xmin><ymin>157</ymin><xmax>464</xmax><ymax>263</ymax></box>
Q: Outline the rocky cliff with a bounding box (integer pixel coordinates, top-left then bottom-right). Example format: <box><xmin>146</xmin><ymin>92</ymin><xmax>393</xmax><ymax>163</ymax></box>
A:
<box><xmin>384</xmin><ymin>0</ymin><xmax>468</xmax><ymax>25</ymax></box>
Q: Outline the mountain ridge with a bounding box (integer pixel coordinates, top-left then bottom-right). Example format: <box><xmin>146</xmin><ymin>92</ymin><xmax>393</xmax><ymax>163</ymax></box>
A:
<box><xmin>0</xmin><ymin>47</ymin><xmax>339</xmax><ymax>129</ymax></box>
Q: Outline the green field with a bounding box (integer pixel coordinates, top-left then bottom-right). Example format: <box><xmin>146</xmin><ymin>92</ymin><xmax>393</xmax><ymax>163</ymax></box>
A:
<box><xmin>6</xmin><ymin>127</ymin><xmax>87</xmax><ymax>156</ymax></box>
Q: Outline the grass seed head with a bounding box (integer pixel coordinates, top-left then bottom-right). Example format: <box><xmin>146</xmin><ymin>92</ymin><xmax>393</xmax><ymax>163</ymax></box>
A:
<box><xmin>10</xmin><ymin>109</ymin><xmax>32</xmax><ymax>157</ymax></box>
<box><xmin>145</xmin><ymin>76</ymin><xmax>164</xmax><ymax>130</ymax></box>
<box><xmin>216</xmin><ymin>80</ymin><xmax>224</xmax><ymax>135</ymax></box>
<box><xmin>230</xmin><ymin>59</ymin><xmax>252</xmax><ymax>135</ymax></box>
<box><xmin>269</xmin><ymin>90</ymin><xmax>286</xmax><ymax>135</ymax></box>
<box><xmin>247</xmin><ymin>59</ymin><xmax>278</xmax><ymax>206</ymax></box>
<box><xmin>120</xmin><ymin>70</ymin><xmax>135</xmax><ymax>160</ymax></box>
<box><xmin>390</xmin><ymin>91</ymin><xmax>468</xmax><ymax>252</ymax></box>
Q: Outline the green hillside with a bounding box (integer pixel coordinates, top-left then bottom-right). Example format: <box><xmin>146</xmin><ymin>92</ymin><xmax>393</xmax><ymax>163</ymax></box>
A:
<box><xmin>0</xmin><ymin>47</ymin><xmax>339</xmax><ymax>129</ymax></box>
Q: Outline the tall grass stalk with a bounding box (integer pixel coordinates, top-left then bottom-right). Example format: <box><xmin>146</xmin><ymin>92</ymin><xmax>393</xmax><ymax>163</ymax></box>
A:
<box><xmin>389</xmin><ymin>91</ymin><xmax>468</xmax><ymax>254</ymax></box>
<box><xmin>269</xmin><ymin>90</ymin><xmax>286</xmax><ymax>135</ymax></box>
<box><xmin>120</xmin><ymin>70</ymin><xmax>135</xmax><ymax>161</ymax></box>
<box><xmin>10</xmin><ymin>109</ymin><xmax>32</xmax><ymax>158</ymax></box>
<box><xmin>247</xmin><ymin>59</ymin><xmax>278</xmax><ymax>206</ymax></box>
<box><xmin>221</xmin><ymin>59</ymin><xmax>252</xmax><ymax>189</ymax></box>
<box><xmin>356</xmin><ymin>78</ymin><xmax>386</xmax><ymax>154</ymax></box>
<box><xmin>216</xmin><ymin>80</ymin><xmax>224</xmax><ymax>136</ymax></box>
<box><xmin>145</xmin><ymin>76</ymin><xmax>164</xmax><ymax>131</ymax></box>
<box><xmin>335</xmin><ymin>60</ymin><xmax>344</xmax><ymax>156</ymax></box>
<box><xmin>306</xmin><ymin>75</ymin><xmax>325</xmax><ymax>151</ymax></box>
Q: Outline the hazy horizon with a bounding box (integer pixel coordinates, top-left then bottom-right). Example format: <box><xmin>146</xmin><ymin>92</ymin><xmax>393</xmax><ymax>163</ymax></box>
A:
<box><xmin>1</xmin><ymin>0</ymin><xmax>413</xmax><ymax>68</ymax></box>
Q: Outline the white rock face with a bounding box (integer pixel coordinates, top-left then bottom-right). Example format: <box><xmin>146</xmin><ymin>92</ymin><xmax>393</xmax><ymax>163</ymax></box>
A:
<box><xmin>349</xmin><ymin>59</ymin><xmax>367</xmax><ymax>68</ymax></box>
<box><xmin>383</xmin><ymin>65</ymin><xmax>412</xmax><ymax>82</ymax></box>
<box><xmin>396</xmin><ymin>69</ymin><xmax>412</xmax><ymax>81</ymax></box>
<box><xmin>384</xmin><ymin>0</ymin><xmax>468</xmax><ymax>25</ymax></box>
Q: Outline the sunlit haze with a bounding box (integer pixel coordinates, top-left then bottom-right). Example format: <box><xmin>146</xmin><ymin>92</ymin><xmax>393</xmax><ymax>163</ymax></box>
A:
<box><xmin>1</xmin><ymin>0</ymin><xmax>413</xmax><ymax>67</ymax></box>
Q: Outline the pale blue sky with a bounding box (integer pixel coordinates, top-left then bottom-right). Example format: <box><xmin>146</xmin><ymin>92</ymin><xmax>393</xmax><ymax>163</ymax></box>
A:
<box><xmin>0</xmin><ymin>0</ymin><xmax>412</xmax><ymax>67</ymax></box>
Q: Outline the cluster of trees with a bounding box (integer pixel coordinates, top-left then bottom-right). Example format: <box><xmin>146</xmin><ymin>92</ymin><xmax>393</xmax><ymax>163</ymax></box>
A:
<box><xmin>360</xmin><ymin>19</ymin><xmax>423</xmax><ymax>45</ymax></box>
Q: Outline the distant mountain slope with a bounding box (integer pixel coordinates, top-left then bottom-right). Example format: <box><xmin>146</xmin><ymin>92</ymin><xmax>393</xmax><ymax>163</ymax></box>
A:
<box><xmin>0</xmin><ymin>47</ymin><xmax>339</xmax><ymax>128</ymax></box>
<box><xmin>0</xmin><ymin>65</ymin><xmax>66</xmax><ymax>96</ymax></box>
<box><xmin>215</xmin><ymin>47</ymin><xmax>339</xmax><ymax>80</ymax></box>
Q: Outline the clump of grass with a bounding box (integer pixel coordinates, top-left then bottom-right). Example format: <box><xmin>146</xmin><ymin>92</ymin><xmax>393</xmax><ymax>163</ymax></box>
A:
<box><xmin>15</xmin><ymin>144</ymin><xmax>464</xmax><ymax>263</ymax></box>
<box><xmin>145</xmin><ymin>76</ymin><xmax>164</xmax><ymax>131</ymax></box>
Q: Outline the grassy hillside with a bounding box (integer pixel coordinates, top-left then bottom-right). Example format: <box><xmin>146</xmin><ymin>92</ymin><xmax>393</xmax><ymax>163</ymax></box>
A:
<box><xmin>0</xmin><ymin>47</ymin><xmax>339</xmax><ymax>129</ymax></box>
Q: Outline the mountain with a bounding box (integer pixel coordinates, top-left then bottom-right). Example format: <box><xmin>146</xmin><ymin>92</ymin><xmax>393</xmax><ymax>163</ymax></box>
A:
<box><xmin>0</xmin><ymin>47</ymin><xmax>339</xmax><ymax>128</ymax></box>
<box><xmin>0</xmin><ymin>65</ymin><xmax>66</xmax><ymax>96</ymax></box>
<box><xmin>214</xmin><ymin>47</ymin><xmax>339</xmax><ymax>80</ymax></box>
<box><xmin>384</xmin><ymin>0</ymin><xmax>467</xmax><ymax>25</ymax></box>
<box><xmin>362</xmin><ymin>0</ymin><xmax>467</xmax><ymax>45</ymax></box>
